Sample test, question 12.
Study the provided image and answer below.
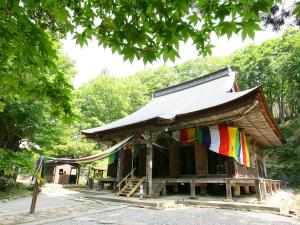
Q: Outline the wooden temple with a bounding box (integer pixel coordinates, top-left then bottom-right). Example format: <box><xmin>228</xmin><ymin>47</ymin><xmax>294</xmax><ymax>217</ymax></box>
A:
<box><xmin>82</xmin><ymin>68</ymin><xmax>286</xmax><ymax>201</ymax></box>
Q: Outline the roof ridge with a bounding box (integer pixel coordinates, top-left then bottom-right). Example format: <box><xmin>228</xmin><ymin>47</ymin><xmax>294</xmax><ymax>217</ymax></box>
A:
<box><xmin>153</xmin><ymin>67</ymin><xmax>230</xmax><ymax>98</ymax></box>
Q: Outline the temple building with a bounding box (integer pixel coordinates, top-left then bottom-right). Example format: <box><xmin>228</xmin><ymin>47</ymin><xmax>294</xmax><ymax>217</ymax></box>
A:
<box><xmin>82</xmin><ymin>68</ymin><xmax>286</xmax><ymax>201</ymax></box>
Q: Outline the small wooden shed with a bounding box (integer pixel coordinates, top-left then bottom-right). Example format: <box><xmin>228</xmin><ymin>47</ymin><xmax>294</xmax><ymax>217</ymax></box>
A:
<box><xmin>45</xmin><ymin>161</ymin><xmax>80</xmax><ymax>185</ymax></box>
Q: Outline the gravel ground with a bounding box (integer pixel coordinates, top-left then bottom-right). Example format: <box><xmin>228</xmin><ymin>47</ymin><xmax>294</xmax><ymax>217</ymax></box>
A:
<box><xmin>0</xmin><ymin>184</ymin><xmax>299</xmax><ymax>225</ymax></box>
<box><xmin>0</xmin><ymin>185</ymin><xmax>82</xmax><ymax>214</ymax></box>
<box><xmin>46</xmin><ymin>206</ymin><xmax>300</xmax><ymax>225</ymax></box>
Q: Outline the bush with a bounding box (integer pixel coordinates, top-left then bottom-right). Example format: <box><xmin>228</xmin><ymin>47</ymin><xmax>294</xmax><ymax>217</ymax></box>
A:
<box><xmin>0</xmin><ymin>176</ymin><xmax>17</xmax><ymax>192</ymax></box>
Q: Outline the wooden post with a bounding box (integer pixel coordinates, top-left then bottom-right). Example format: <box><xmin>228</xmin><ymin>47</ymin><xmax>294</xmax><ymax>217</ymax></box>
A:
<box><xmin>233</xmin><ymin>184</ymin><xmax>241</xmax><ymax>196</ymax></box>
<box><xmin>131</xmin><ymin>138</ymin><xmax>135</xmax><ymax>178</ymax></box>
<box><xmin>162</xmin><ymin>182</ymin><xmax>167</xmax><ymax>196</ymax></box>
<box><xmin>225</xmin><ymin>180</ymin><xmax>232</xmax><ymax>202</ymax></box>
<box><xmin>244</xmin><ymin>185</ymin><xmax>250</xmax><ymax>194</ymax></box>
<box><xmin>261</xmin><ymin>180</ymin><xmax>267</xmax><ymax>199</ymax></box>
<box><xmin>190</xmin><ymin>182</ymin><xmax>196</xmax><ymax>199</ymax></box>
<box><xmin>116</xmin><ymin>150</ymin><xmax>124</xmax><ymax>182</ymax></box>
<box><xmin>255</xmin><ymin>179</ymin><xmax>262</xmax><ymax>202</ymax></box>
<box><xmin>30</xmin><ymin>182</ymin><xmax>39</xmax><ymax>214</ymax></box>
<box><xmin>145</xmin><ymin>132</ymin><xmax>153</xmax><ymax>197</ymax></box>
<box><xmin>200</xmin><ymin>184</ymin><xmax>207</xmax><ymax>195</ymax></box>
<box><xmin>173</xmin><ymin>184</ymin><xmax>179</xmax><ymax>193</ymax></box>
<box><xmin>266</xmin><ymin>181</ymin><xmax>272</xmax><ymax>195</ymax></box>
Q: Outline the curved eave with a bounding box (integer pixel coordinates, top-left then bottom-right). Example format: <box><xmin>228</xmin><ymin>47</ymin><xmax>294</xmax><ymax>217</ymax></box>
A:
<box><xmin>82</xmin><ymin>87</ymin><xmax>285</xmax><ymax>146</ymax></box>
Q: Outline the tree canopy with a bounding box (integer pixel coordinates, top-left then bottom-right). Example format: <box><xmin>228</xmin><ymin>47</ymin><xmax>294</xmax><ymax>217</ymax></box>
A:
<box><xmin>1</xmin><ymin>0</ymin><xmax>300</xmax><ymax>64</ymax></box>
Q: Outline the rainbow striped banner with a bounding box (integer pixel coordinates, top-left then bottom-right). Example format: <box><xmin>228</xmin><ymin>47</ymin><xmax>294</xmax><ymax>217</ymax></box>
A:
<box><xmin>172</xmin><ymin>125</ymin><xmax>251</xmax><ymax>167</ymax></box>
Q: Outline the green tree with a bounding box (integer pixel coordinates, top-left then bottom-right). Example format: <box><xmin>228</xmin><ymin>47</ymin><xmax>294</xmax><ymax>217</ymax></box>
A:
<box><xmin>231</xmin><ymin>28</ymin><xmax>300</xmax><ymax>122</ymax></box>
<box><xmin>2</xmin><ymin>0</ymin><xmax>299</xmax><ymax>64</ymax></box>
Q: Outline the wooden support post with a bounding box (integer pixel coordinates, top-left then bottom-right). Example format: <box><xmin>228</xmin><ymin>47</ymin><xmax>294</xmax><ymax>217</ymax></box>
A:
<box><xmin>255</xmin><ymin>179</ymin><xmax>262</xmax><ymax>202</ymax></box>
<box><xmin>173</xmin><ymin>184</ymin><xmax>178</xmax><ymax>193</ymax></box>
<box><xmin>267</xmin><ymin>182</ymin><xmax>272</xmax><ymax>195</ymax></box>
<box><xmin>190</xmin><ymin>182</ymin><xmax>196</xmax><ymax>199</ymax></box>
<box><xmin>225</xmin><ymin>181</ymin><xmax>232</xmax><ymax>202</ymax></box>
<box><xmin>200</xmin><ymin>184</ymin><xmax>207</xmax><ymax>195</ymax></box>
<box><xmin>277</xmin><ymin>182</ymin><xmax>281</xmax><ymax>191</ymax></box>
<box><xmin>145</xmin><ymin>132</ymin><xmax>153</xmax><ymax>197</ymax></box>
<box><xmin>116</xmin><ymin>150</ymin><xmax>124</xmax><ymax>182</ymax></box>
<box><xmin>30</xmin><ymin>182</ymin><xmax>39</xmax><ymax>214</ymax></box>
<box><xmin>261</xmin><ymin>180</ymin><xmax>267</xmax><ymax>200</ymax></box>
<box><xmin>244</xmin><ymin>185</ymin><xmax>250</xmax><ymax>194</ymax></box>
<box><xmin>233</xmin><ymin>184</ymin><xmax>241</xmax><ymax>196</ymax></box>
<box><xmin>162</xmin><ymin>183</ymin><xmax>167</xmax><ymax>196</ymax></box>
<box><xmin>98</xmin><ymin>180</ymin><xmax>103</xmax><ymax>191</ymax></box>
<box><xmin>272</xmin><ymin>182</ymin><xmax>277</xmax><ymax>193</ymax></box>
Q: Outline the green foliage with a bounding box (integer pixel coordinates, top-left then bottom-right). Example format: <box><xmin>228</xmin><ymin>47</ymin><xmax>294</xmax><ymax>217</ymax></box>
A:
<box><xmin>265</xmin><ymin>119</ymin><xmax>300</xmax><ymax>186</ymax></box>
<box><xmin>2</xmin><ymin>0</ymin><xmax>297</xmax><ymax>64</ymax></box>
<box><xmin>0</xmin><ymin>178</ymin><xmax>32</xmax><ymax>200</ymax></box>
<box><xmin>0</xmin><ymin>148</ymin><xmax>35</xmax><ymax>176</ymax></box>
<box><xmin>231</xmin><ymin>28</ymin><xmax>300</xmax><ymax>123</ymax></box>
<box><xmin>230</xmin><ymin>28</ymin><xmax>300</xmax><ymax>186</ymax></box>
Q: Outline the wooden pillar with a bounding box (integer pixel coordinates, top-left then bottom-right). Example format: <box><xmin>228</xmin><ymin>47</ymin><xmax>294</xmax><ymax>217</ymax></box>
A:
<box><xmin>145</xmin><ymin>133</ymin><xmax>153</xmax><ymax>197</ymax></box>
<box><xmin>225</xmin><ymin>180</ymin><xmax>232</xmax><ymax>202</ymax></box>
<box><xmin>255</xmin><ymin>179</ymin><xmax>262</xmax><ymax>202</ymax></box>
<box><xmin>266</xmin><ymin>181</ymin><xmax>272</xmax><ymax>195</ymax></box>
<box><xmin>116</xmin><ymin>150</ymin><xmax>124</xmax><ymax>182</ymax></box>
<box><xmin>200</xmin><ymin>184</ymin><xmax>207</xmax><ymax>195</ymax></box>
<box><xmin>234</xmin><ymin>161</ymin><xmax>239</xmax><ymax>178</ymax></box>
<box><xmin>261</xmin><ymin>180</ymin><xmax>267</xmax><ymax>199</ymax></box>
<box><xmin>233</xmin><ymin>184</ymin><xmax>241</xmax><ymax>196</ymax></box>
<box><xmin>173</xmin><ymin>184</ymin><xmax>178</xmax><ymax>193</ymax></box>
<box><xmin>244</xmin><ymin>185</ymin><xmax>250</xmax><ymax>194</ymax></box>
<box><xmin>169</xmin><ymin>142</ymin><xmax>180</xmax><ymax>177</ymax></box>
<box><xmin>190</xmin><ymin>182</ymin><xmax>196</xmax><ymax>199</ymax></box>
<box><xmin>162</xmin><ymin>182</ymin><xmax>167</xmax><ymax>196</ymax></box>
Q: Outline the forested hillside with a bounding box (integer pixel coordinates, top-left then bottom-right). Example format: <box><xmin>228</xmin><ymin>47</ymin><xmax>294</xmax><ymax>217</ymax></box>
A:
<box><xmin>0</xmin><ymin>29</ymin><xmax>299</xmax><ymax>187</ymax></box>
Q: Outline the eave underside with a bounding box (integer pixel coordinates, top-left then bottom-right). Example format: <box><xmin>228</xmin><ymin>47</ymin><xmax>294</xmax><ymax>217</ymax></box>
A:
<box><xmin>85</xmin><ymin>99</ymin><xmax>284</xmax><ymax>148</ymax></box>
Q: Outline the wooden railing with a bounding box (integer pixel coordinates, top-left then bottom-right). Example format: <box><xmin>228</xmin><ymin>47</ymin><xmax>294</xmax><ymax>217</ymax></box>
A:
<box><xmin>116</xmin><ymin>168</ymin><xmax>136</xmax><ymax>193</ymax></box>
<box><xmin>127</xmin><ymin>176</ymin><xmax>145</xmax><ymax>197</ymax></box>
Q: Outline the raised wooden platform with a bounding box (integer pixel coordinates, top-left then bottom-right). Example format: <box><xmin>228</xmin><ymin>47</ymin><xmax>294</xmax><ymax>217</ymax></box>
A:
<box><xmin>94</xmin><ymin>177</ymin><xmax>286</xmax><ymax>201</ymax></box>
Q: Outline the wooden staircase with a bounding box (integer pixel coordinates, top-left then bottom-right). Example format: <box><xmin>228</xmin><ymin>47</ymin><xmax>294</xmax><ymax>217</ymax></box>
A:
<box><xmin>116</xmin><ymin>168</ymin><xmax>146</xmax><ymax>197</ymax></box>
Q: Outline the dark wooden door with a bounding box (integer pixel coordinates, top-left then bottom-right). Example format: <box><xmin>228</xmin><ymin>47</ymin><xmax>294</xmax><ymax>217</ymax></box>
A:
<box><xmin>195</xmin><ymin>142</ymin><xmax>208</xmax><ymax>176</ymax></box>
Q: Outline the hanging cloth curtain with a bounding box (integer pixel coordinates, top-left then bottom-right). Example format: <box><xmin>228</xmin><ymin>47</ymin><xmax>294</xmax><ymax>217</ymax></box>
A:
<box><xmin>172</xmin><ymin>126</ymin><xmax>250</xmax><ymax>167</ymax></box>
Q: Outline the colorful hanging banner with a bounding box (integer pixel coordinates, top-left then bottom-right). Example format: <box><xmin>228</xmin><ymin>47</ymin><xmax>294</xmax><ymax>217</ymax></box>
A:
<box><xmin>31</xmin><ymin>156</ymin><xmax>45</xmax><ymax>185</ymax></box>
<box><xmin>108</xmin><ymin>152</ymin><xmax>118</xmax><ymax>165</ymax></box>
<box><xmin>46</xmin><ymin>136</ymin><xmax>133</xmax><ymax>163</ymax></box>
<box><xmin>172</xmin><ymin>125</ymin><xmax>251</xmax><ymax>167</ymax></box>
